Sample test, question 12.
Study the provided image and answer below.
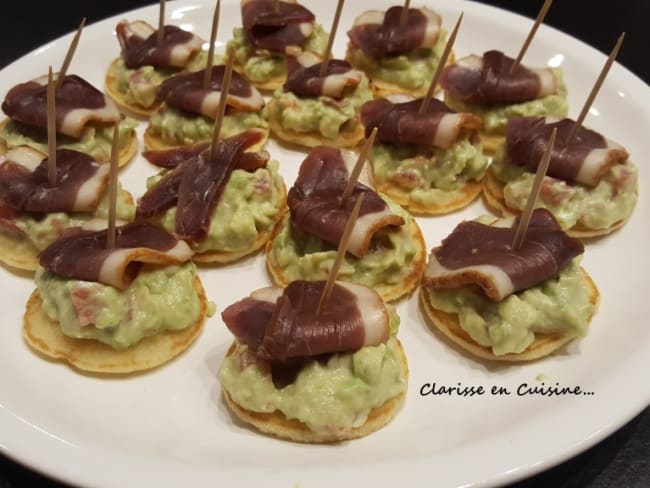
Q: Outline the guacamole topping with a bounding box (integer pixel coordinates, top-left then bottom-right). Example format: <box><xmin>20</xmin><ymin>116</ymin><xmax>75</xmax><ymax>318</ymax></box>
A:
<box><xmin>149</xmin><ymin>106</ymin><xmax>268</xmax><ymax>146</ymax></box>
<box><xmin>9</xmin><ymin>186</ymin><xmax>135</xmax><ymax>251</ymax></box>
<box><xmin>268</xmin><ymin>198</ymin><xmax>417</xmax><ymax>289</ymax></box>
<box><xmin>229</xmin><ymin>24</ymin><xmax>328</xmax><ymax>84</ymax></box>
<box><xmin>347</xmin><ymin>30</ymin><xmax>446</xmax><ymax>92</ymax></box>
<box><xmin>36</xmin><ymin>262</ymin><xmax>201</xmax><ymax>349</ymax></box>
<box><xmin>219</xmin><ymin>315</ymin><xmax>405</xmax><ymax>435</ymax></box>
<box><xmin>426</xmin><ymin>258</ymin><xmax>593</xmax><ymax>355</ymax></box>
<box><xmin>444</xmin><ymin>69</ymin><xmax>568</xmax><ymax>134</ymax></box>
<box><xmin>491</xmin><ymin>146</ymin><xmax>638</xmax><ymax>230</ymax></box>
<box><xmin>1</xmin><ymin>118</ymin><xmax>137</xmax><ymax>162</ymax></box>
<box><xmin>371</xmin><ymin>139</ymin><xmax>488</xmax><ymax>206</ymax></box>
<box><xmin>147</xmin><ymin>161</ymin><xmax>284</xmax><ymax>253</ymax></box>
<box><xmin>269</xmin><ymin>77</ymin><xmax>373</xmax><ymax>140</ymax></box>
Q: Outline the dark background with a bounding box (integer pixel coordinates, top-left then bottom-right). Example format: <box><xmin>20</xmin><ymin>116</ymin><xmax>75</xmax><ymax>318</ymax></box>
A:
<box><xmin>0</xmin><ymin>1</ymin><xmax>648</xmax><ymax>487</ymax></box>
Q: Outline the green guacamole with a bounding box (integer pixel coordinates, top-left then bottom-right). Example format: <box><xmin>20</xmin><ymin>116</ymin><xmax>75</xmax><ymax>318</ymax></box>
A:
<box><xmin>11</xmin><ymin>186</ymin><xmax>135</xmax><ymax>251</ymax></box>
<box><xmin>491</xmin><ymin>146</ymin><xmax>638</xmax><ymax>231</ymax></box>
<box><xmin>444</xmin><ymin>69</ymin><xmax>568</xmax><ymax>134</ymax></box>
<box><xmin>1</xmin><ymin>118</ymin><xmax>138</xmax><ymax>162</ymax></box>
<box><xmin>371</xmin><ymin>139</ymin><xmax>488</xmax><ymax>207</ymax></box>
<box><xmin>147</xmin><ymin>161</ymin><xmax>284</xmax><ymax>253</ymax></box>
<box><xmin>219</xmin><ymin>315</ymin><xmax>406</xmax><ymax>435</ymax></box>
<box><xmin>346</xmin><ymin>30</ymin><xmax>446</xmax><ymax>92</ymax></box>
<box><xmin>36</xmin><ymin>263</ymin><xmax>201</xmax><ymax>350</ymax></box>
<box><xmin>229</xmin><ymin>24</ymin><xmax>328</xmax><ymax>84</ymax></box>
<box><xmin>426</xmin><ymin>258</ymin><xmax>593</xmax><ymax>356</ymax></box>
<box><xmin>267</xmin><ymin>198</ymin><xmax>418</xmax><ymax>290</ymax></box>
<box><xmin>269</xmin><ymin>77</ymin><xmax>373</xmax><ymax>140</ymax></box>
<box><xmin>149</xmin><ymin>106</ymin><xmax>268</xmax><ymax>146</ymax></box>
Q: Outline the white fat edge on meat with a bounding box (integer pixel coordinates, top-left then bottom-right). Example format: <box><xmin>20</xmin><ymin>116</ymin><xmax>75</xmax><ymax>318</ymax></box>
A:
<box><xmin>298</xmin><ymin>22</ymin><xmax>314</xmax><ymax>37</ymax></box>
<box><xmin>118</xmin><ymin>20</ymin><xmax>156</xmax><ymax>43</ymax></box>
<box><xmin>2</xmin><ymin>146</ymin><xmax>46</xmax><ymax>172</ymax></box>
<box><xmin>534</xmin><ymin>68</ymin><xmax>559</xmax><ymax>98</ymax></box>
<box><xmin>338</xmin><ymin>281</ymin><xmax>389</xmax><ymax>346</ymax></box>
<box><xmin>454</xmin><ymin>54</ymin><xmax>483</xmax><ymax>71</ymax></box>
<box><xmin>199</xmin><ymin>85</ymin><xmax>265</xmax><ymax>117</ymax></box>
<box><xmin>339</xmin><ymin>148</ymin><xmax>375</xmax><ymax>189</ymax></box>
<box><xmin>433</xmin><ymin>113</ymin><xmax>469</xmax><ymax>149</ymax></box>
<box><xmin>167</xmin><ymin>35</ymin><xmax>204</xmax><ymax>68</ymax></box>
<box><xmin>73</xmin><ymin>162</ymin><xmax>110</xmax><ymax>212</ymax></box>
<box><xmin>250</xmin><ymin>286</ymin><xmax>283</xmax><ymax>303</ymax></box>
<box><xmin>98</xmin><ymin>240</ymin><xmax>193</xmax><ymax>289</ymax></box>
<box><xmin>346</xmin><ymin>208</ymin><xmax>402</xmax><ymax>258</ymax></box>
<box><xmin>321</xmin><ymin>69</ymin><xmax>363</xmax><ymax>98</ymax></box>
<box><xmin>577</xmin><ymin>141</ymin><xmax>628</xmax><ymax>186</ymax></box>
<box><xmin>352</xmin><ymin>8</ymin><xmax>440</xmax><ymax>49</ymax></box>
<box><xmin>80</xmin><ymin>218</ymin><xmax>129</xmax><ymax>231</ymax></box>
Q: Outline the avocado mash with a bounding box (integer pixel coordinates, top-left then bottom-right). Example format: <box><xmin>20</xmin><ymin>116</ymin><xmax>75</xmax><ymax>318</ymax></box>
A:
<box><xmin>1</xmin><ymin>118</ymin><xmax>138</xmax><ymax>162</ymax></box>
<box><xmin>444</xmin><ymin>69</ymin><xmax>568</xmax><ymax>134</ymax></box>
<box><xmin>267</xmin><ymin>198</ymin><xmax>417</xmax><ymax>289</ymax></box>
<box><xmin>149</xmin><ymin>106</ymin><xmax>268</xmax><ymax>146</ymax></box>
<box><xmin>219</xmin><ymin>315</ymin><xmax>406</xmax><ymax>435</ymax></box>
<box><xmin>147</xmin><ymin>161</ymin><xmax>284</xmax><ymax>253</ymax></box>
<box><xmin>11</xmin><ymin>186</ymin><xmax>135</xmax><ymax>251</ymax></box>
<box><xmin>371</xmin><ymin>139</ymin><xmax>487</xmax><ymax>206</ymax></box>
<box><xmin>491</xmin><ymin>147</ymin><xmax>638</xmax><ymax>230</ymax></box>
<box><xmin>229</xmin><ymin>25</ymin><xmax>328</xmax><ymax>84</ymax></box>
<box><xmin>426</xmin><ymin>258</ymin><xmax>594</xmax><ymax>356</ymax></box>
<box><xmin>269</xmin><ymin>77</ymin><xmax>373</xmax><ymax>140</ymax></box>
<box><xmin>36</xmin><ymin>262</ymin><xmax>201</xmax><ymax>350</ymax></box>
<box><xmin>346</xmin><ymin>30</ymin><xmax>446</xmax><ymax>92</ymax></box>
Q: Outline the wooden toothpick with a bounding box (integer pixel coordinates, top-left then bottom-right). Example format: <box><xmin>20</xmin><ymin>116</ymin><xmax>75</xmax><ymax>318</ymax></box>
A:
<box><xmin>274</xmin><ymin>0</ymin><xmax>281</xmax><ymax>14</ymax></box>
<box><xmin>341</xmin><ymin>127</ymin><xmax>377</xmax><ymax>204</ymax></box>
<box><xmin>316</xmin><ymin>193</ymin><xmax>365</xmax><ymax>315</ymax></box>
<box><xmin>210</xmin><ymin>47</ymin><xmax>235</xmax><ymax>159</ymax></box>
<box><xmin>107</xmin><ymin>123</ymin><xmax>120</xmax><ymax>250</ymax></box>
<box><xmin>56</xmin><ymin>17</ymin><xmax>86</xmax><ymax>89</ymax></box>
<box><xmin>157</xmin><ymin>0</ymin><xmax>166</xmax><ymax>48</ymax></box>
<box><xmin>319</xmin><ymin>0</ymin><xmax>346</xmax><ymax>77</ymax></box>
<box><xmin>203</xmin><ymin>0</ymin><xmax>221</xmax><ymax>90</ymax></box>
<box><xmin>509</xmin><ymin>0</ymin><xmax>553</xmax><ymax>73</ymax></box>
<box><xmin>47</xmin><ymin>67</ymin><xmax>57</xmax><ymax>186</ymax></box>
<box><xmin>565</xmin><ymin>32</ymin><xmax>625</xmax><ymax>146</ymax></box>
<box><xmin>419</xmin><ymin>12</ymin><xmax>463</xmax><ymax>115</ymax></box>
<box><xmin>511</xmin><ymin>127</ymin><xmax>557</xmax><ymax>250</ymax></box>
<box><xmin>400</xmin><ymin>0</ymin><xmax>412</xmax><ymax>27</ymax></box>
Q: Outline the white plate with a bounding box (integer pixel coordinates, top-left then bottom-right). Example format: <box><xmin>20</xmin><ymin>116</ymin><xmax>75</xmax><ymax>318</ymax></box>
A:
<box><xmin>0</xmin><ymin>1</ymin><xmax>648</xmax><ymax>487</ymax></box>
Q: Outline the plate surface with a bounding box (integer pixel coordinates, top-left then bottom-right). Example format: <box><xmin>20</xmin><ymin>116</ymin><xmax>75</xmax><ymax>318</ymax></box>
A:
<box><xmin>0</xmin><ymin>1</ymin><xmax>648</xmax><ymax>487</ymax></box>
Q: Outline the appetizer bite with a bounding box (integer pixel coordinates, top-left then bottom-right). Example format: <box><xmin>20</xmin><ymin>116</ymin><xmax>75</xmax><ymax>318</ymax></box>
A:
<box><xmin>346</xmin><ymin>5</ymin><xmax>449</xmax><ymax>97</ymax></box>
<box><xmin>265</xmin><ymin>145</ymin><xmax>425</xmax><ymax>301</ymax></box>
<box><xmin>420</xmin><ymin>209</ymin><xmax>599</xmax><ymax>360</ymax></box>
<box><xmin>483</xmin><ymin>117</ymin><xmax>638</xmax><ymax>237</ymax></box>
<box><xmin>137</xmin><ymin>129</ymin><xmax>286</xmax><ymax>263</ymax></box>
<box><xmin>228</xmin><ymin>0</ymin><xmax>328</xmax><ymax>91</ymax></box>
<box><xmin>267</xmin><ymin>47</ymin><xmax>372</xmax><ymax>148</ymax></box>
<box><xmin>361</xmin><ymin>94</ymin><xmax>487</xmax><ymax>215</ymax></box>
<box><xmin>220</xmin><ymin>279</ymin><xmax>408</xmax><ymax>442</ymax></box>
<box><xmin>23</xmin><ymin>222</ymin><xmax>208</xmax><ymax>373</ymax></box>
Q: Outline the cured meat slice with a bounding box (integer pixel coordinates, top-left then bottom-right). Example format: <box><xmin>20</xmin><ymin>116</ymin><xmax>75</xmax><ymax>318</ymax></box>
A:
<box><xmin>423</xmin><ymin>209</ymin><xmax>584</xmax><ymax>301</ymax></box>
<box><xmin>347</xmin><ymin>6</ymin><xmax>441</xmax><ymax>58</ymax></box>
<box><xmin>136</xmin><ymin>130</ymin><xmax>268</xmax><ymax>242</ymax></box>
<box><xmin>287</xmin><ymin>146</ymin><xmax>403</xmax><ymax>257</ymax></box>
<box><xmin>241</xmin><ymin>0</ymin><xmax>315</xmax><ymax>54</ymax></box>
<box><xmin>157</xmin><ymin>66</ymin><xmax>265</xmax><ymax>117</ymax></box>
<box><xmin>284</xmin><ymin>47</ymin><xmax>363</xmax><ymax>99</ymax></box>
<box><xmin>116</xmin><ymin>20</ymin><xmax>203</xmax><ymax>69</ymax></box>
<box><xmin>222</xmin><ymin>280</ymin><xmax>389</xmax><ymax>361</ymax></box>
<box><xmin>505</xmin><ymin>116</ymin><xmax>629</xmax><ymax>187</ymax></box>
<box><xmin>2</xmin><ymin>75</ymin><xmax>121</xmax><ymax>138</ymax></box>
<box><xmin>0</xmin><ymin>149</ymin><xmax>108</xmax><ymax>213</ymax></box>
<box><xmin>39</xmin><ymin>222</ymin><xmax>194</xmax><ymax>290</ymax></box>
<box><xmin>440</xmin><ymin>50</ymin><xmax>559</xmax><ymax>105</ymax></box>
<box><xmin>361</xmin><ymin>94</ymin><xmax>482</xmax><ymax>149</ymax></box>
<box><xmin>143</xmin><ymin>142</ymin><xmax>268</xmax><ymax>171</ymax></box>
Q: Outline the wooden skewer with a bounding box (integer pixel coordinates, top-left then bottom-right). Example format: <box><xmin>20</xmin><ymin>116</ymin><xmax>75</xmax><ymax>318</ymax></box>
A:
<box><xmin>210</xmin><ymin>47</ymin><xmax>235</xmax><ymax>159</ymax></box>
<box><xmin>419</xmin><ymin>12</ymin><xmax>463</xmax><ymax>115</ymax></box>
<box><xmin>341</xmin><ymin>127</ymin><xmax>377</xmax><ymax>204</ymax></box>
<box><xmin>400</xmin><ymin>0</ymin><xmax>412</xmax><ymax>27</ymax></box>
<box><xmin>56</xmin><ymin>17</ymin><xmax>86</xmax><ymax>89</ymax></box>
<box><xmin>157</xmin><ymin>0</ymin><xmax>166</xmax><ymax>48</ymax></box>
<box><xmin>319</xmin><ymin>0</ymin><xmax>346</xmax><ymax>77</ymax></box>
<box><xmin>511</xmin><ymin>127</ymin><xmax>557</xmax><ymax>250</ymax></box>
<box><xmin>274</xmin><ymin>0</ymin><xmax>281</xmax><ymax>14</ymax></box>
<box><xmin>47</xmin><ymin>67</ymin><xmax>57</xmax><ymax>186</ymax></box>
<box><xmin>565</xmin><ymin>32</ymin><xmax>625</xmax><ymax>146</ymax></box>
<box><xmin>316</xmin><ymin>193</ymin><xmax>365</xmax><ymax>315</ymax></box>
<box><xmin>509</xmin><ymin>0</ymin><xmax>553</xmax><ymax>73</ymax></box>
<box><xmin>107</xmin><ymin>123</ymin><xmax>120</xmax><ymax>250</ymax></box>
<box><xmin>203</xmin><ymin>0</ymin><xmax>221</xmax><ymax>90</ymax></box>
